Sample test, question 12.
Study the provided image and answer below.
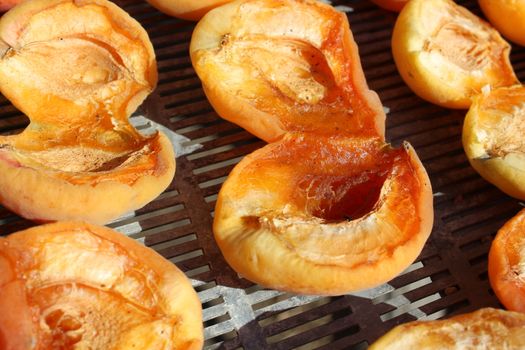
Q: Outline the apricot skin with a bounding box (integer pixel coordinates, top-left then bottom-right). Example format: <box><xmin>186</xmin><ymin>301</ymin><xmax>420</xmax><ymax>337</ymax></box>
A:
<box><xmin>479</xmin><ymin>0</ymin><xmax>525</xmax><ymax>46</ymax></box>
<box><xmin>146</xmin><ymin>0</ymin><xmax>232</xmax><ymax>21</ymax></box>
<box><xmin>489</xmin><ymin>209</ymin><xmax>525</xmax><ymax>313</ymax></box>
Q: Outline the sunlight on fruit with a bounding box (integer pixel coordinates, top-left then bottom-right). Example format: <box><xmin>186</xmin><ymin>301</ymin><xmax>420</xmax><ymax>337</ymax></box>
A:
<box><xmin>392</xmin><ymin>0</ymin><xmax>517</xmax><ymax>109</ymax></box>
<box><xmin>462</xmin><ymin>85</ymin><xmax>525</xmax><ymax>200</ymax></box>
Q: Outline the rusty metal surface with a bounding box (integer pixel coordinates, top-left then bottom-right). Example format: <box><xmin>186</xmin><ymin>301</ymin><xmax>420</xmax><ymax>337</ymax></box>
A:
<box><xmin>1</xmin><ymin>0</ymin><xmax>524</xmax><ymax>349</ymax></box>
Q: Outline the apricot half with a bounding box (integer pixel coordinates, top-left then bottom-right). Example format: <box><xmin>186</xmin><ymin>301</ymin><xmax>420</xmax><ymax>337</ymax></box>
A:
<box><xmin>369</xmin><ymin>308</ymin><xmax>525</xmax><ymax>349</ymax></box>
<box><xmin>392</xmin><ymin>0</ymin><xmax>517</xmax><ymax>109</ymax></box>
<box><xmin>0</xmin><ymin>221</ymin><xmax>203</xmax><ymax>350</ymax></box>
<box><xmin>489</xmin><ymin>209</ymin><xmax>525</xmax><ymax>313</ymax></box>
<box><xmin>190</xmin><ymin>0</ymin><xmax>386</xmax><ymax>143</ymax></box>
<box><xmin>0</xmin><ymin>0</ymin><xmax>175</xmax><ymax>224</ymax></box>
<box><xmin>462</xmin><ymin>85</ymin><xmax>525</xmax><ymax>200</ymax></box>
<box><xmin>479</xmin><ymin>0</ymin><xmax>525</xmax><ymax>47</ymax></box>
<box><xmin>147</xmin><ymin>0</ymin><xmax>232</xmax><ymax>21</ymax></box>
<box><xmin>213</xmin><ymin>133</ymin><xmax>433</xmax><ymax>295</ymax></box>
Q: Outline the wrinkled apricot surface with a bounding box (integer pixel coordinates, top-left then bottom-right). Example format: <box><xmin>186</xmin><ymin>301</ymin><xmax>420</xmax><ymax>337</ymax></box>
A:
<box><xmin>462</xmin><ymin>85</ymin><xmax>525</xmax><ymax>200</ymax></box>
<box><xmin>0</xmin><ymin>0</ymin><xmax>175</xmax><ymax>224</ymax></box>
<box><xmin>479</xmin><ymin>0</ymin><xmax>525</xmax><ymax>46</ymax></box>
<box><xmin>489</xmin><ymin>209</ymin><xmax>525</xmax><ymax>313</ymax></box>
<box><xmin>213</xmin><ymin>133</ymin><xmax>433</xmax><ymax>295</ymax></box>
<box><xmin>392</xmin><ymin>0</ymin><xmax>517</xmax><ymax>109</ymax></box>
<box><xmin>370</xmin><ymin>308</ymin><xmax>525</xmax><ymax>349</ymax></box>
<box><xmin>147</xmin><ymin>0</ymin><xmax>232</xmax><ymax>21</ymax></box>
<box><xmin>0</xmin><ymin>222</ymin><xmax>203</xmax><ymax>350</ymax></box>
<box><xmin>190</xmin><ymin>0</ymin><xmax>385</xmax><ymax>142</ymax></box>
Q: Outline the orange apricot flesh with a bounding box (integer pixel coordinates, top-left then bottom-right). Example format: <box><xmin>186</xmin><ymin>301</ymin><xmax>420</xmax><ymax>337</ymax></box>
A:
<box><xmin>479</xmin><ymin>0</ymin><xmax>525</xmax><ymax>47</ymax></box>
<box><xmin>462</xmin><ymin>85</ymin><xmax>525</xmax><ymax>200</ymax></box>
<box><xmin>392</xmin><ymin>0</ymin><xmax>517</xmax><ymax>109</ymax></box>
<box><xmin>190</xmin><ymin>0</ymin><xmax>385</xmax><ymax>142</ymax></box>
<box><xmin>213</xmin><ymin>133</ymin><xmax>433</xmax><ymax>295</ymax></box>
<box><xmin>0</xmin><ymin>222</ymin><xmax>203</xmax><ymax>350</ymax></box>
<box><xmin>0</xmin><ymin>0</ymin><xmax>175</xmax><ymax>224</ymax></box>
<box><xmin>369</xmin><ymin>308</ymin><xmax>525</xmax><ymax>349</ymax></box>
<box><xmin>489</xmin><ymin>209</ymin><xmax>525</xmax><ymax>313</ymax></box>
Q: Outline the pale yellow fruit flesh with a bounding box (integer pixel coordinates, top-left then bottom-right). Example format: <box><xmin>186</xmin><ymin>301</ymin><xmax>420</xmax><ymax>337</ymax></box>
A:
<box><xmin>369</xmin><ymin>308</ymin><xmax>525</xmax><ymax>349</ymax></box>
<box><xmin>392</xmin><ymin>0</ymin><xmax>517</xmax><ymax>108</ymax></box>
<box><xmin>463</xmin><ymin>85</ymin><xmax>525</xmax><ymax>200</ymax></box>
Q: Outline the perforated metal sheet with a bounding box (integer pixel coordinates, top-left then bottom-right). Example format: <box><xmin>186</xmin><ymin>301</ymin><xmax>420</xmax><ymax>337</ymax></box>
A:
<box><xmin>1</xmin><ymin>1</ymin><xmax>524</xmax><ymax>349</ymax></box>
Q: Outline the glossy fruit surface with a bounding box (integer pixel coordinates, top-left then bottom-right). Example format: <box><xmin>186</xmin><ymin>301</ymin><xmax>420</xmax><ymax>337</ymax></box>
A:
<box><xmin>479</xmin><ymin>0</ymin><xmax>525</xmax><ymax>46</ymax></box>
<box><xmin>213</xmin><ymin>133</ymin><xmax>433</xmax><ymax>295</ymax></box>
<box><xmin>369</xmin><ymin>308</ymin><xmax>525</xmax><ymax>349</ymax></box>
<box><xmin>0</xmin><ymin>0</ymin><xmax>175</xmax><ymax>224</ymax></box>
<box><xmin>392</xmin><ymin>0</ymin><xmax>517</xmax><ymax>109</ymax></box>
<box><xmin>190</xmin><ymin>0</ymin><xmax>385</xmax><ymax>142</ymax></box>
<box><xmin>489</xmin><ymin>209</ymin><xmax>525</xmax><ymax>313</ymax></box>
<box><xmin>0</xmin><ymin>221</ymin><xmax>203</xmax><ymax>350</ymax></box>
<box><xmin>462</xmin><ymin>85</ymin><xmax>525</xmax><ymax>200</ymax></box>
<box><xmin>147</xmin><ymin>0</ymin><xmax>232</xmax><ymax>21</ymax></box>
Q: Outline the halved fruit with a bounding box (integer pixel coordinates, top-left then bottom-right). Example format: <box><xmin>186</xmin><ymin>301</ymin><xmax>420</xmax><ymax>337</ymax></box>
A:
<box><xmin>479</xmin><ymin>0</ymin><xmax>525</xmax><ymax>47</ymax></box>
<box><xmin>369</xmin><ymin>308</ymin><xmax>525</xmax><ymax>349</ymax></box>
<box><xmin>370</xmin><ymin>0</ymin><xmax>408</xmax><ymax>12</ymax></box>
<box><xmin>462</xmin><ymin>85</ymin><xmax>525</xmax><ymax>200</ymax></box>
<box><xmin>213</xmin><ymin>133</ymin><xmax>433</xmax><ymax>295</ymax></box>
<box><xmin>147</xmin><ymin>0</ymin><xmax>232</xmax><ymax>21</ymax></box>
<box><xmin>0</xmin><ymin>0</ymin><xmax>175</xmax><ymax>224</ymax></box>
<box><xmin>190</xmin><ymin>0</ymin><xmax>386</xmax><ymax>143</ymax></box>
<box><xmin>0</xmin><ymin>221</ymin><xmax>203</xmax><ymax>350</ymax></box>
<box><xmin>392</xmin><ymin>0</ymin><xmax>517</xmax><ymax>109</ymax></box>
<box><xmin>489</xmin><ymin>209</ymin><xmax>525</xmax><ymax>313</ymax></box>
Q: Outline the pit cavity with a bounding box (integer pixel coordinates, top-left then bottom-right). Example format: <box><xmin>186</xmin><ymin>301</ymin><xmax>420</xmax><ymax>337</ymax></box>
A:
<box><xmin>298</xmin><ymin>171</ymin><xmax>387</xmax><ymax>222</ymax></box>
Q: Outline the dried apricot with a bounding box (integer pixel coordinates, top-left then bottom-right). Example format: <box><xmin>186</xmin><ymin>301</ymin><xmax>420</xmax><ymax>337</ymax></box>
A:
<box><xmin>0</xmin><ymin>222</ymin><xmax>203</xmax><ymax>350</ymax></box>
<box><xmin>489</xmin><ymin>209</ymin><xmax>525</xmax><ymax>313</ymax></box>
<box><xmin>190</xmin><ymin>0</ymin><xmax>385</xmax><ymax>142</ymax></box>
<box><xmin>392</xmin><ymin>0</ymin><xmax>517</xmax><ymax>109</ymax></box>
<box><xmin>213</xmin><ymin>133</ymin><xmax>433</xmax><ymax>295</ymax></box>
<box><xmin>462</xmin><ymin>85</ymin><xmax>525</xmax><ymax>200</ymax></box>
<box><xmin>479</xmin><ymin>0</ymin><xmax>525</xmax><ymax>46</ymax></box>
<box><xmin>370</xmin><ymin>308</ymin><xmax>525</xmax><ymax>349</ymax></box>
<box><xmin>0</xmin><ymin>0</ymin><xmax>175</xmax><ymax>224</ymax></box>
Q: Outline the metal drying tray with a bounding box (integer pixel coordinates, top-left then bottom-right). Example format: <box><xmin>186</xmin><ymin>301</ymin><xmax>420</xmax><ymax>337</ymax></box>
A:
<box><xmin>1</xmin><ymin>0</ymin><xmax>524</xmax><ymax>349</ymax></box>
